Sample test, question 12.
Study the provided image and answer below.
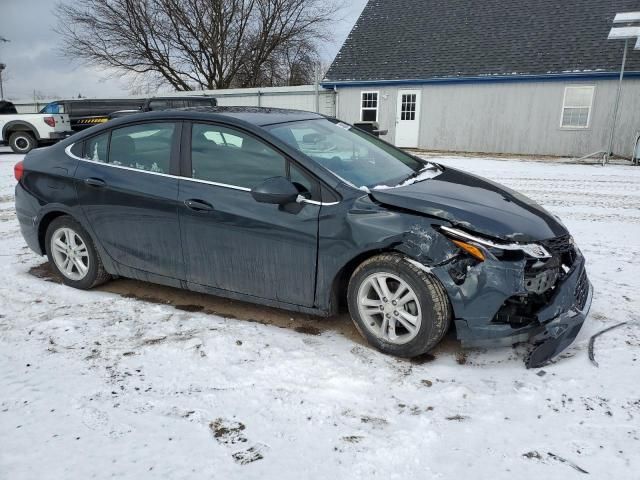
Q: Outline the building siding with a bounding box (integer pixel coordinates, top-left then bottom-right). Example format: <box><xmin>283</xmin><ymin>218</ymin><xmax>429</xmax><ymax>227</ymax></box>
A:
<box><xmin>205</xmin><ymin>85</ymin><xmax>336</xmax><ymax>117</ymax></box>
<box><xmin>335</xmin><ymin>79</ymin><xmax>640</xmax><ymax>157</ymax></box>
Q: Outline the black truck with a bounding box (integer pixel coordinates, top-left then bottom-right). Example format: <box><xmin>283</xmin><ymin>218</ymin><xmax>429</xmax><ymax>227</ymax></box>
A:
<box><xmin>40</xmin><ymin>95</ymin><xmax>217</xmax><ymax>132</ymax></box>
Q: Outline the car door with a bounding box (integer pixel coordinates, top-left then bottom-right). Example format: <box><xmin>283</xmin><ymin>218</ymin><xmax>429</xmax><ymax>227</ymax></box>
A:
<box><xmin>73</xmin><ymin>121</ymin><xmax>185</xmax><ymax>280</ymax></box>
<box><xmin>178</xmin><ymin>122</ymin><xmax>320</xmax><ymax>306</ymax></box>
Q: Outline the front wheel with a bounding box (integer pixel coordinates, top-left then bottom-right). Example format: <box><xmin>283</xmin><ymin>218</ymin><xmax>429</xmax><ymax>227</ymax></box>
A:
<box><xmin>347</xmin><ymin>253</ymin><xmax>451</xmax><ymax>358</ymax></box>
<box><xmin>45</xmin><ymin>215</ymin><xmax>110</xmax><ymax>289</ymax></box>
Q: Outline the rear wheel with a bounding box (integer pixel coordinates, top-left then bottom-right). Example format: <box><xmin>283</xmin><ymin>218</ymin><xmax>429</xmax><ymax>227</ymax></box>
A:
<box><xmin>347</xmin><ymin>253</ymin><xmax>451</xmax><ymax>358</ymax></box>
<box><xmin>45</xmin><ymin>216</ymin><xmax>110</xmax><ymax>289</ymax></box>
<box><xmin>9</xmin><ymin>131</ymin><xmax>36</xmax><ymax>154</ymax></box>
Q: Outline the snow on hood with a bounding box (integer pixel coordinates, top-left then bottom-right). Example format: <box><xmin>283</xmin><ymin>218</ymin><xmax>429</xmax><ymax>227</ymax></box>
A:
<box><xmin>372</xmin><ymin>165</ymin><xmax>442</xmax><ymax>191</ymax></box>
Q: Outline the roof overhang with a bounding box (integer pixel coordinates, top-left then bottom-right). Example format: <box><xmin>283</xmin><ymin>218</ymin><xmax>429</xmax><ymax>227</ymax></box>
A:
<box><xmin>613</xmin><ymin>12</ymin><xmax>640</xmax><ymax>23</ymax></box>
<box><xmin>608</xmin><ymin>26</ymin><xmax>640</xmax><ymax>40</ymax></box>
<box><xmin>321</xmin><ymin>71</ymin><xmax>640</xmax><ymax>89</ymax></box>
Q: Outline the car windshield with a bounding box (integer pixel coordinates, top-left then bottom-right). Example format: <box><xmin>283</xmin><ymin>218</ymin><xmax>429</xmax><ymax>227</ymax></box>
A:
<box><xmin>266</xmin><ymin>118</ymin><xmax>430</xmax><ymax>189</ymax></box>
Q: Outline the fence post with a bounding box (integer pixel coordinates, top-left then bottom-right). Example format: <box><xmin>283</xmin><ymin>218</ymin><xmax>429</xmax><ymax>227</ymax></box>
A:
<box><xmin>314</xmin><ymin>65</ymin><xmax>320</xmax><ymax>113</ymax></box>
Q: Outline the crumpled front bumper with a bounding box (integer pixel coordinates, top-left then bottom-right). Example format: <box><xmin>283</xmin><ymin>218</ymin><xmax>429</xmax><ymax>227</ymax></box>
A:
<box><xmin>526</xmin><ymin>275</ymin><xmax>592</xmax><ymax>368</ymax></box>
<box><xmin>438</xmin><ymin>248</ymin><xmax>593</xmax><ymax>367</ymax></box>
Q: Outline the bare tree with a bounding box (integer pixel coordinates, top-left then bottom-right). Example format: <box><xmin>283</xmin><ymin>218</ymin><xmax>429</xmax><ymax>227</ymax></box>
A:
<box><xmin>55</xmin><ymin>0</ymin><xmax>341</xmax><ymax>91</ymax></box>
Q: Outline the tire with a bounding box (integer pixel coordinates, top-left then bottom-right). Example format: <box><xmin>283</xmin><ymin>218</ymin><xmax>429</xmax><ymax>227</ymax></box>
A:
<box><xmin>45</xmin><ymin>215</ymin><xmax>110</xmax><ymax>289</ymax></box>
<box><xmin>347</xmin><ymin>253</ymin><xmax>451</xmax><ymax>358</ymax></box>
<box><xmin>9</xmin><ymin>131</ymin><xmax>37</xmax><ymax>154</ymax></box>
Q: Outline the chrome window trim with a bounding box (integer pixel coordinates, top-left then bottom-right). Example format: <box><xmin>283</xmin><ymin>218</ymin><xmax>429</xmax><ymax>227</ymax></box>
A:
<box><xmin>295</xmin><ymin>195</ymin><xmax>339</xmax><ymax>207</ymax></box>
<box><xmin>183</xmin><ymin>176</ymin><xmax>251</xmax><ymax>192</ymax></box>
<box><xmin>66</xmin><ymin>143</ymin><xmax>249</xmax><ymax>191</ymax></box>
<box><xmin>65</xmin><ymin>143</ymin><xmax>339</xmax><ymax>203</ymax></box>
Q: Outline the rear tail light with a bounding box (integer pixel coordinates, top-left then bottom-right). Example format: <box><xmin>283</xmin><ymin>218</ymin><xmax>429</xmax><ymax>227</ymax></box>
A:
<box><xmin>44</xmin><ymin>116</ymin><xmax>56</xmax><ymax>128</ymax></box>
<box><xmin>14</xmin><ymin>161</ymin><xmax>24</xmax><ymax>182</ymax></box>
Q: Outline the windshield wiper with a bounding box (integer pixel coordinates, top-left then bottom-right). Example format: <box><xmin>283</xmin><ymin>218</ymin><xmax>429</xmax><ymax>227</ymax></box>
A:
<box><xmin>401</xmin><ymin>169</ymin><xmax>424</xmax><ymax>184</ymax></box>
<box><xmin>399</xmin><ymin>163</ymin><xmax>439</xmax><ymax>185</ymax></box>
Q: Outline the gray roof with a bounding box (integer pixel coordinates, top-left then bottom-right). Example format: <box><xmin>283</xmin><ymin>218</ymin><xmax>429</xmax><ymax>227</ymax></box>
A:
<box><xmin>325</xmin><ymin>0</ymin><xmax>640</xmax><ymax>83</ymax></box>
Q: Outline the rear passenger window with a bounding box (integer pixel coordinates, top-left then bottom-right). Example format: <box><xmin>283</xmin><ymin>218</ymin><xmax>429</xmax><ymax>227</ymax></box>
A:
<box><xmin>109</xmin><ymin>123</ymin><xmax>175</xmax><ymax>173</ymax></box>
<box><xmin>70</xmin><ymin>141</ymin><xmax>84</xmax><ymax>158</ymax></box>
<box><xmin>191</xmin><ymin>123</ymin><xmax>286</xmax><ymax>189</ymax></box>
<box><xmin>84</xmin><ymin>132</ymin><xmax>109</xmax><ymax>163</ymax></box>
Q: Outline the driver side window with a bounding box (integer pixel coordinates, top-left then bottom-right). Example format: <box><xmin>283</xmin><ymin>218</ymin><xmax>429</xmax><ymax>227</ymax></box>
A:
<box><xmin>191</xmin><ymin>123</ymin><xmax>286</xmax><ymax>189</ymax></box>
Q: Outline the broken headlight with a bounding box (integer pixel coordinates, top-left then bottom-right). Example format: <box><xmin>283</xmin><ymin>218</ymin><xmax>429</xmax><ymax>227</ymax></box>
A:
<box><xmin>439</xmin><ymin>226</ymin><xmax>551</xmax><ymax>262</ymax></box>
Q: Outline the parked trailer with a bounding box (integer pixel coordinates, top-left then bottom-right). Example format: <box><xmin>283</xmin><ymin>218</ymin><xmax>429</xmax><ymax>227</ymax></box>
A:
<box><xmin>107</xmin><ymin>96</ymin><xmax>218</xmax><ymax>119</ymax></box>
<box><xmin>40</xmin><ymin>95</ymin><xmax>217</xmax><ymax>131</ymax></box>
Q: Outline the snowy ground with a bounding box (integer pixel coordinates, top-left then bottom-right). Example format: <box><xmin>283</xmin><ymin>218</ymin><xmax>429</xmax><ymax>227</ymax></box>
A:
<box><xmin>1</xmin><ymin>146</ymin><xmax>639</xmax><ymax>479</ymax></box>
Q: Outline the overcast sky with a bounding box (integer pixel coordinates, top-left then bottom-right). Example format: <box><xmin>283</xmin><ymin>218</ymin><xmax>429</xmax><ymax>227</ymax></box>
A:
<box><xmin>0</xmin><ymin>0</ymin><xmax>367</xmax><ymax>101</ymax></box>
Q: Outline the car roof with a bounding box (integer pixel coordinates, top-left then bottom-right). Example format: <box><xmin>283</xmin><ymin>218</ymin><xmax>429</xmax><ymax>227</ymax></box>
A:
<box><xmin>81</xmin><ymin>106</ymin><xmax>323</xmax><ymax>130</ymax></box>
<box><xmin>148</xmin><ymin>96</ymin><xmax>214</xmax><ymax>101</ymax></box>
<box><xmin>172</xmin><ymin>106</ymin><xmax>324</xmax><ymax>126</ymax></box>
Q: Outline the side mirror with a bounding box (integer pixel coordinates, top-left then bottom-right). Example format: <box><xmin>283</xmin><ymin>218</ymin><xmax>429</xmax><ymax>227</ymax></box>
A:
<box><xmin>251</xmin><ymin>176</ymin><xmax>300</xmax><ymax>205</ymax></box>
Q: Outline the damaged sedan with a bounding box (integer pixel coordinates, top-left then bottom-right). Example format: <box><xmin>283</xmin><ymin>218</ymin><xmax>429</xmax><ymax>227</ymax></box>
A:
<box><xmin>14</xmin><ymin>107</ymin><xmax>592</xmax><ymax>367</ymax></box>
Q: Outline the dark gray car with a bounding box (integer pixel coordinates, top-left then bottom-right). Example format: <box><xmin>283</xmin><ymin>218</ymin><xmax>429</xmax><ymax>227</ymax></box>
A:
<box><xmin>14</xmin><ymin>107</ymin><xmax>592</xmax><ymax>367</ymax></box>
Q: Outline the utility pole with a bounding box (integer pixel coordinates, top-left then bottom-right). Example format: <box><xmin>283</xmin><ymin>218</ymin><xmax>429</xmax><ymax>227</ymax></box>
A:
<box><xmin>606</xmin><ymin>38</ymin><xmax>629</xmax><ymax>163</ymax></box>
<box><xmin>606</xmin><ymin>12</ymin><xmax>640</xmax><ymax>164</ymax></box>
<box><xmin>314</xmin><ymin>63</ymin><xmax>320</xmax><ymax>113</ymax></box>
<box><xmin>0</xmin><ymin>36</ymin><xmax>8</xmax><ymax>100</ymax></box>
<box><xmin>0</xmin><ymin>63</ymin><xmax>5</xmax><ymax>99</ymax></box>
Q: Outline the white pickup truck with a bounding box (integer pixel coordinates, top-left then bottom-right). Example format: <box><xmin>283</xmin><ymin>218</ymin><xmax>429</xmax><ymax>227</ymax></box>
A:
<box><xmin>0</xmin><ymin>101</ymin><xmax>73</xmax><ymax>153</ymax></box>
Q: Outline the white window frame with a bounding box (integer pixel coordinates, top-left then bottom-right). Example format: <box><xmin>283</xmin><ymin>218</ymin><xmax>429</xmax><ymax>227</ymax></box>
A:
<box><xmin>360</xmin><ymin>91</ymin><xmax>379</xmax><ymax>122</ymax></box>
<box><xmin>560</xmin><ymin>85</ymin><xmax>595</xmax><ymax>129</ymax></box>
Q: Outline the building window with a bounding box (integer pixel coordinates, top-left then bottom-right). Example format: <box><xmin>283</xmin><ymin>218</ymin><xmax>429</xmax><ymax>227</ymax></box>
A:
<box><xmin>360</xmin><ymin>91</ymin><xmax>379</xmax><ymax>122</ymax></box>
<box><xmin>561</xmin><ymin>86</ymin><xmax>594</xmax><ymax>128</ymax></box>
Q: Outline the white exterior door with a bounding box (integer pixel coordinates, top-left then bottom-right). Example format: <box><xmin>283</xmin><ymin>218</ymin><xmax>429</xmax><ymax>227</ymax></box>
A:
<box><xmin>395</xmin><ymin>90</ymin><xmax>421</xmax><ymax>148</ymax></box>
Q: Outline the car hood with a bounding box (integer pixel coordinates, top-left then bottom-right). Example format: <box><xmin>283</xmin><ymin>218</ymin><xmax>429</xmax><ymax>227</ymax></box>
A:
<box><xmin>369</xmin><ymin>167</ymin><xmax>567</xmax><ymax>242</ymax></box>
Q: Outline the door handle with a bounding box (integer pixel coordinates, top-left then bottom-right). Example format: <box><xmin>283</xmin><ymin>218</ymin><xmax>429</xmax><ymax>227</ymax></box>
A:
<box><xmin>184</xmin><ymin>199</ymin><xmax>214</xmax><ymax>212</ymax></box>
<box><xmin>84</xmin><ymin>177</ymin><xmax>106</xmax><ymax>188</ymax></box>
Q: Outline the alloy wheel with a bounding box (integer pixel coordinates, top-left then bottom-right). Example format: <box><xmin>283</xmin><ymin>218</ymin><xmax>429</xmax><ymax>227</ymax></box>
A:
<box><xmin>50</xmin><ymin>227</ymin><xmax>90</xmax><ymax>281</ymax></box>
<box><xmin>357</xmin><ymin>272</ymin><xmax>422</xmax><ymax>344</ymax></box>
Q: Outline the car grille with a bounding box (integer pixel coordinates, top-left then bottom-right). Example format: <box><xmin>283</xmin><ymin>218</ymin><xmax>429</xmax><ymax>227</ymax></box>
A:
<box><xmin>541</xmin><ymin>234</ymin><xmax>577</xmax><ymax>270</ymax></box>
<box><xmin>522</xmin><ymin>234</ymin><xmax>576</xmax><ymax>296</ymax></box>
<box><xmin>541</xmin><ymin>234</ymin><xmax>574</xmax><ymax>255</ymax></box>
<box><xmin>574</xmin><ymin>269</ymin><xmax>589</xmax><ymax>311</ymax></box>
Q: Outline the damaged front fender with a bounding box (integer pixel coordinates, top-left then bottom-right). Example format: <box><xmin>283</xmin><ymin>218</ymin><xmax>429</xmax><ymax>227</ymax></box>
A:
<box><xmin>317</xmin><ymin>192</ymin><xmax>591</xmax><ymax>367</ymax></box>
<box><xmin>409</xmin><ymin>240</ymin><xmax>592</xmax><ymax>367</ymax></box>
<box><xmin>397</xmin><ymin>223</ymin><xmax>592</xmax><ymax>368</ymax></box>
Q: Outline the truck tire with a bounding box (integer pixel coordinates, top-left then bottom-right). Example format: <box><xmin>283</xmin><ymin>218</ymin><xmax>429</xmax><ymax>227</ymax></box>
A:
<box><xmin>9</xmin><ymin>131</ymin><xmax>37</xmax><ymax>154</ymax></box>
